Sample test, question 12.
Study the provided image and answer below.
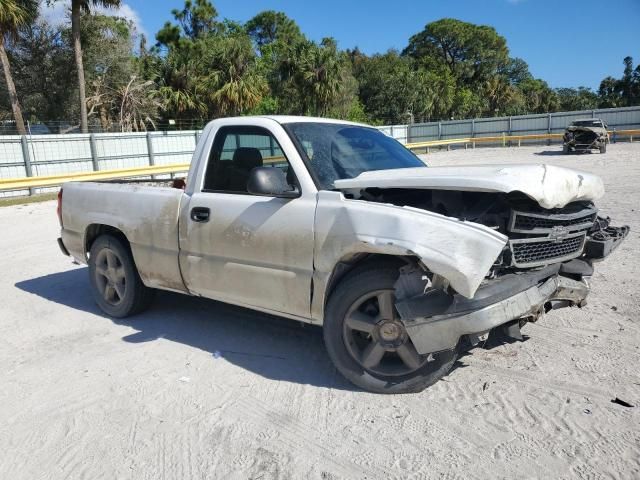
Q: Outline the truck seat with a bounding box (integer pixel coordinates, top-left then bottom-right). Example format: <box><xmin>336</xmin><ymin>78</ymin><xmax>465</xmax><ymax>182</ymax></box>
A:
<box><xmin>229</xmin><ymin>147</ymin><xmax>263</xmax><ymax>191</ymax></box>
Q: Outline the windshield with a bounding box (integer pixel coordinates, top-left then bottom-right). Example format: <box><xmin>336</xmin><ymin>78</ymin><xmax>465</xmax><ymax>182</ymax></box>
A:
<box><xmin>285</xmin><ymin>122</ymin><xmax>425</xmax><ymax>189</ymax></box>
<box><xmin>571</xmin><ymin>120</ymin><xmax>604</xmax><ymax>128</ymax></box>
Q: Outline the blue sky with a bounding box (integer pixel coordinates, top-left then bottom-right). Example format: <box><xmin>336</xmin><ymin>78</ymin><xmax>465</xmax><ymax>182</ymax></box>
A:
<box><xmin>75</xmin><ymin>0</ymin><xmax>640</xmax><ymax>89</ymax></box>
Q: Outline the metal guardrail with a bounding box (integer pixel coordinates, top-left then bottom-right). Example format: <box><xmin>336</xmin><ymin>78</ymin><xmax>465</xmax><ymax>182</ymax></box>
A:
<box><xmin>1</xmin><ymin>131</ymin><xmax>639</xmax><ymax>192</ymax></box>
<box><xmin>0</xmin><ymin>163</ymin><xmax>190</xmax><ymax>191</ymax></box>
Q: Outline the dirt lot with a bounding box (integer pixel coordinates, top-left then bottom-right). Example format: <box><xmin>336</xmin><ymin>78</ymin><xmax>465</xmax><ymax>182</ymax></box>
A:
<box><xmin>1</xmin><ymin>143</ymin><xmax>639</xmax><ymax>479</ymax></box>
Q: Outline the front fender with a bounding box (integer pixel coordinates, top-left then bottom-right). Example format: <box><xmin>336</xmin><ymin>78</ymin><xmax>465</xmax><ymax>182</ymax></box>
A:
<box><xmin>312</xmin><ymin>191</ymin><xmax>507</xmax><ymax>320</ymax></box>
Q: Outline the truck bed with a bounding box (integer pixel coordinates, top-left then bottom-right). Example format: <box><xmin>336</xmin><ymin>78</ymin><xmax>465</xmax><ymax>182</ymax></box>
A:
<box><xmin>60</xmin><ymin>181</ymin><xmax>187</xmax><ymax>293</ymax></box>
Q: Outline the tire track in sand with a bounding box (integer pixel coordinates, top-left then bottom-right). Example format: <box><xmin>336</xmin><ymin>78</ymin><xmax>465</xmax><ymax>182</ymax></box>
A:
<box><xmin>229</xmin><ymin>393</ymin><xmax>390</xmax><ymax>479</ymax></box>
<box><xmin>463</xmin><ymin>358</ymin><xmax>617</xmax><ymax>401</ymax></box>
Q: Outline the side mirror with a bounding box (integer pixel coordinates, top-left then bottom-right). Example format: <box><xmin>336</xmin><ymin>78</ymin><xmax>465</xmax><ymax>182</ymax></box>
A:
<box><xmin>247</xmin><ymin>167</ymin><xmax>299</xmax><ymax>198</ymax></box>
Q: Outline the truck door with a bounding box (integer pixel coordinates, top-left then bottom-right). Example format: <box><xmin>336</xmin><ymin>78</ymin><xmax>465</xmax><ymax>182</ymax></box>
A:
<box><xmin>178</xmin><ymin>125</ymin><xmax>316</xmax><ymax>319</ymax></box>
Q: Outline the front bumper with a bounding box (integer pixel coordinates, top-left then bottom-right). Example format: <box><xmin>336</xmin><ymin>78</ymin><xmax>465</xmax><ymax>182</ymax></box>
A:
<box><xmin>563</xmin><ymin>137</ymin><xmax>606</xmax><ymax>151</ymax></box>
<box><xmin>399</xmin><ymin>273</ymin><xmax>589</xmax><ymax>354</ymax></box>
<box><xmin>395</xmin><ymin>221</ymin><xmax>628</xmax><ymax>355</ymax></box>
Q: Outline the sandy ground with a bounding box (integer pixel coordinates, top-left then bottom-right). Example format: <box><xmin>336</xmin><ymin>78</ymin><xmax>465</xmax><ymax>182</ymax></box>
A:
<box><xmin>0</xmin><ymin>143</ymin><xmax>639</xmax><ymax>479</ymax></box>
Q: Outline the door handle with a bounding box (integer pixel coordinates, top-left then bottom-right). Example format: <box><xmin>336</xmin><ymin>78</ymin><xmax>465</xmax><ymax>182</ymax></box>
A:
<box><xmin>190</xmin><ymin>207</ymin><xmax>210</xmax><ymax>222</ymax></box>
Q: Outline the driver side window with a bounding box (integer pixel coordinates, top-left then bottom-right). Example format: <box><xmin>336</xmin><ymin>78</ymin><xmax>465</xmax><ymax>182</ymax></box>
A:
<box><xmin>203</xmin><ymin>126</ymin><xmax>297</xmax><ymax>193</ymax></box>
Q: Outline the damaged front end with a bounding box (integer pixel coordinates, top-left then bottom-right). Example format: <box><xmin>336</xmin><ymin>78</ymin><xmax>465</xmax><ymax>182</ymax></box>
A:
<box><xmin>563</xmin><ymin>127</ymin><xmax>607</xmax><ymax>153</ymax></box>
<box><xmin>329</xmin><ymin>162</ymin><xmax>628</xmax><ymax>358</ymax></box>
<box><xmin>395</xmin><ymin>259</ymin><xmax>592</xmax><ymax>354</ymax></box>
<box><xmin>371</xmin><ymin>189</ymin><xmax>631</xmax><ymax>355</ymax></box>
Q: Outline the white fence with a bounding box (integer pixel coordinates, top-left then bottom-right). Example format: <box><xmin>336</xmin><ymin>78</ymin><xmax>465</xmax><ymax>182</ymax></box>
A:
<box><xmin>0</xmin><ymin>131</ymin><xmax>200</xmax><ymax>197</ymax></box>
<box><xmin>2</xmin><ymin>105</ymin><xmax>640</xmax><ymax>197</ymax></box>
<box><xmin>380</xmin><ymin>105</ymin><xmax>640</xmax><ymax>144</ymax></box>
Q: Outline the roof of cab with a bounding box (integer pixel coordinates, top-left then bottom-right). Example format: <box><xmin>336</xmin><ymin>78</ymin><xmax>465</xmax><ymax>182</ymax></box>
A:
<box><xmin>202</xmin><ymin>115</ymin><xmax>372</xmax><ymax>131</ymax></box>
<box><xmin>258</xmin><ymin>115</ymin><xmax>369</xmax><ymax>127</ymax></box>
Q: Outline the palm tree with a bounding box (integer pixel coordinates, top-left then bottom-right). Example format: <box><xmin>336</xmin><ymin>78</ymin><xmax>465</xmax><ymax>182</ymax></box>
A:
<box><xmin>157</xmin><ymin>55</ymin><xmax>207</xmax><ymax>121</ymax></box>
<box><xmin>67</xmin><ymin>0</ymin><xmax>121</xmax><ymax>133</ymax></box>
<box><xmin>484</xmin><ymin>75</ymin><xmax>516</xmax><ymax>115</ymax></box>
<box><xmin>297</xmin><ymin>40</ymin><xmax>343</xmax><ymax>116</ymax></box>
<box><xmin>0</xmin><ymin>0</ymin><xmax>37</xmax><ymax>135</ymax></box>
<box><xmin>207</xmin><ymin>35</ymin><xmax>267</xmax><ymax>116</ymax></box>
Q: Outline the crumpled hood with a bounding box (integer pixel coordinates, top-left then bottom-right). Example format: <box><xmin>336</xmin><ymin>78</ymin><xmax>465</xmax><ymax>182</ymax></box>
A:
<box><xmin>333</xmin><ymin>164</ymin><xmax>605</xmax><ymax>209</ymax></box>
<box><xmin>566</xmin><ymin>126</ymin><xmax>607</xmax><ymax>135</ymax></box>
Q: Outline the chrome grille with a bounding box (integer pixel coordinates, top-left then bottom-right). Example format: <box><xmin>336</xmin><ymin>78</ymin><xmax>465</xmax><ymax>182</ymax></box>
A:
<box><xmin>510</xmin><ymin>233</ymin><xmax>586</xmax><ymax>267</ymax></box>
<box><xmin>509</xmin><ymin>207</ymin><xmax>597</xmax><ymax>234</ymax></box>
<box><xmin>506</xmin><ymin>205</ymin><xmax>595</xmax><ymax>268</ymax></box>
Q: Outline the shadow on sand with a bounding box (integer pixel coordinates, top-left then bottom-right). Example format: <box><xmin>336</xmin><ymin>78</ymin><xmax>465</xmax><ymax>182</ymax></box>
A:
<box><xmin>15</xmin><ymin>267</ymin><xmax>359</xmax><ymax>390</ymax></box>
<box><xmin>16</xmin><ymin>268</ymin><xmax>484</xmax><ymax>391</ymax></box>
<box><xmin>534</xmin><ymin>150</ymin><xmax>567</xmax><ymax>156</ymax></box>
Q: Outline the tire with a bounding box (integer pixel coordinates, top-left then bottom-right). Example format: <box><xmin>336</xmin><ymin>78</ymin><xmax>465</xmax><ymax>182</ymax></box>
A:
<box><xmin>88</xmin><ymin>234</ymin><xmax>154</xmax><ymax>318</ymax></box>
<box><xmin>323</xmin><ymin>264</ymin><xmax>458</xmax><ymax>394</ymax></box>
<box><xmin>599</xmin><ymin>143</ymin><xmax>606</xmax><ymax>154</ymax></box>
<box><xmin>562</xmin><ymin>144</ymin><xmax>569</xmax><ymax>154</ymax></box>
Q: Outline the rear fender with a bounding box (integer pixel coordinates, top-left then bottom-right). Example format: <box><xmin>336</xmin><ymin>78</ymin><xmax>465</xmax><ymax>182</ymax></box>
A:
<box><xmin>61</xmin><ymin>182</ymin><xmax>188</xmax><ymax>293</ymax></box>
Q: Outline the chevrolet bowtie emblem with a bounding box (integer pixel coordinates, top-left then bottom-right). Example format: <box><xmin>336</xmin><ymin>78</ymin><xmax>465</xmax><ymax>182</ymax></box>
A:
<box><xmin>548</xmin><ymin>225</ymin><xmax>570</xmax><ymax>243</ymax></box>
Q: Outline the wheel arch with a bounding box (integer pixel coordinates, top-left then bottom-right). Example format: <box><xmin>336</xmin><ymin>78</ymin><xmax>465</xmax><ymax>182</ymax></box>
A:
<box><xmin>316</xmin><ymin>252</ymin><xmax>421</xmax><ymax>322</ymax></box>
<box><xmin>84</xmin><ymin>222</ymin><xmax>188</xmax><ymax>294</ymax></box>
<box><xmin>84</xmin><ymin>224</ymin><xmax>131</xmax><ymax>260</ymax></box>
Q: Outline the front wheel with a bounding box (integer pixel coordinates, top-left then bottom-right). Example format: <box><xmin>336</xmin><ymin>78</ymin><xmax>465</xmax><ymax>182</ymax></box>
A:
<box><xmin>323</xmin><ymin>264</ymin><xmax>457</xmax><ymax>394</ymax></box>
<box><xmin>88</xmin><ymin>234</ymin><xmax>154</xmax><ymax>318</ymax></box>
<box><xmin>599</xmin><ymin>143</ymin><xmax>607</xmax><ymax>154</ymax></box>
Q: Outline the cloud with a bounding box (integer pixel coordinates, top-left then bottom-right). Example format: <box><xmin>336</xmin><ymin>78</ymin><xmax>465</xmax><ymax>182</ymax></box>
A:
<box><xmin>38</xmin><ymin>1</ymin><xmax>146</xmax><ymax>37</ymax></box>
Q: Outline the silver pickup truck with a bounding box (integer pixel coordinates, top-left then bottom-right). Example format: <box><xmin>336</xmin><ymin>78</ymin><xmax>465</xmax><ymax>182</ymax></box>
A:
<box><xmin>57</xmin><ymin>116</ymin><xmax>629</xmax><ymax>393</ymax></box>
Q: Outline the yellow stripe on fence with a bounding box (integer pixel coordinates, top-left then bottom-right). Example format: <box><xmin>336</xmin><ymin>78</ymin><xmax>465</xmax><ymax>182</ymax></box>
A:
<box><xmin>0</xmin><ymin>163</ymin><xmax>191</xmax><ymax>191</ymax></box>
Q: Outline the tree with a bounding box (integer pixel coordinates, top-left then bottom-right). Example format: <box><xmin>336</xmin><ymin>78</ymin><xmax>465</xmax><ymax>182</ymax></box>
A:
<box><xmin>244</xmin><ymin>11</ymin><xmax>306</xmax><ymax>114</ymax></box>
<box><xmin>555</xmin><ymin>87</ymin><xmax>598</xmax><ymax>112</ymax></box>
<box><xmin>75</xmin><ymin>14</ymin><xmax>161</xmax><ymax>131</ymax></box>
<box><xmin>6</xmin><ymin>20</ymin><xmax>76</xmax><ymax>126</ymax></box>
<box><xmin>156</xmin><ymin>0</ymin><xmax>218</xmax><ymax>48</ymax></box>
<box><xmin>355</xmin><ymin>51</ymin><xmax>444</xmax><ymax>123</ymax></box>
<box><xmin>403</xmin><ymin>18</ymin><xmax>509</xmax><ymax>89</ymax></box>
<box><xmin>157</xmin><ymin>54</ymin><xmax>207</xmax><ymax>121</ymax></box>
<box><xmin>621</xmin><ymin>56</ymin><xmax>634</xmax><ymax>105</ymax></box>
<box><xmin>517</xmin><ymin>78</ymin><xmax>557</xmax><ymax>113</ymax></box>
<box><xmin>205</xmin><ymin>33</ymin><xmax>268</xmax><ymax>116</ymax></box>
<box><xmin>295</xmin><ymin>39</ymin><xmax>346</xmax><ymax>116</ymax></box>
<box><xmin>114</xmin><ymin>76</ymin><xmax>163</xmax><ymax>131</ymax></box>
<box><xmin>154</xmin><ymin>0</ymin><xmax>222</xmax><ymax>123</ymax></box>
<box><xmin>53</xmin><ymin>0</ymin><xmax>122</xmax><ymax>133</ymax></box>
<box><xmin>598</xmin><ymin>76</ymin><xmax>622</xmax><ymax>108</ymax></box>
<box><xmin>0</xmin><ymin>0</ymin><xmax>37</xmax><ymax>134</ymax></box>
<box><xmin>483</xmin><ymin>75</ymin><xmax>518</xmax><ymax>116</ymax></box>
<box><xmin>171</xmin><ymin>0</ymin><xmax>218</xmax><ymax>40</ymax></box>
<box><xmin>620</xmin><ymin>56</ymin><xmax>640</xmax><ymax>106</ymax></box>
<box><xmin>597</xmin><ymin>57</ymin><xmax>640</xmax><ymax>108</ymax></box>
<box><xmin>501</xmin><ymin>57</ymin><xmax>532</xmax><ymax>85</ymax></box>
<box><xmin>245</xmin><ymin>10</ymin><xmax>302</xmax><ymax>51</ymax></box>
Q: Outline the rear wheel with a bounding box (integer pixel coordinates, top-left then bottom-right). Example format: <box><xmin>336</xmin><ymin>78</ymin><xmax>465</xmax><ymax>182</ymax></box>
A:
<box><xmin>88</xmin><ymin>234</ymin><xmax>154</xmax><ymax>318</ymax></box>
<box><xmin>323</xmin><ymin>264</ymin><xmax>457</xmax><ymax>394</ymax></box>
